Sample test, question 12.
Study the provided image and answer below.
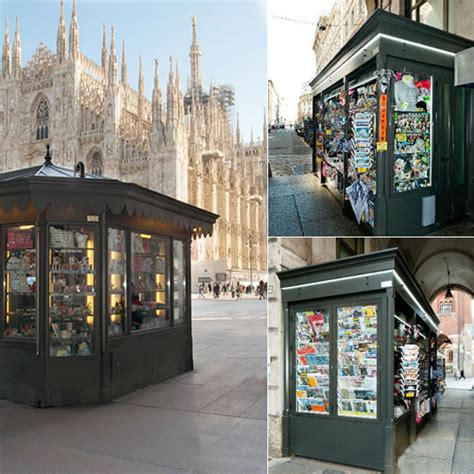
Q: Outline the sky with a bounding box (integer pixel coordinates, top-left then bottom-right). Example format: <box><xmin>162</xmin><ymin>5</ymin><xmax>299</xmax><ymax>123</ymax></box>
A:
<box><xmin>1</xmin><ymin>0</ymin><xmax>267</xmax><ymax>142</ymax></box>
<box><xmin>268</xmin><ymin>0</ymin><xmax>335</xmax><ymax>123</ymax></box>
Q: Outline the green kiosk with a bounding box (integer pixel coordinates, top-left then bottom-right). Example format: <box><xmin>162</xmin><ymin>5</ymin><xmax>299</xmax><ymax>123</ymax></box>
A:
<box><xmin>311</xmin><ymin>10</ymin><xmax>474</xmax><ymax>235</ymax></box>
<box><xmin>278</xmin><ymin>249</ymin><xmax>445</xmax><ymax>472</ymax></box>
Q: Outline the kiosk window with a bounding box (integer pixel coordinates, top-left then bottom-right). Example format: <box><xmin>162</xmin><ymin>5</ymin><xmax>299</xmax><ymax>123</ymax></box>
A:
<box><xmin>131</xmin><ymin>233</ymin><xmax>170</xmax><ymax>331</ymax></box>
<box><xmin>4</xmin><ymin>225</ymin><xmax>37</xmax><ymax>338</ymax></box>
<box><xmin>337</xmin><ymin>304</ymin><xmax>378</xmax><ymax>419</ymax></box>
<box><xmin>295</xmin><ymin>309</ymin><xmax>331</xmax><ymax>415</ymax></box>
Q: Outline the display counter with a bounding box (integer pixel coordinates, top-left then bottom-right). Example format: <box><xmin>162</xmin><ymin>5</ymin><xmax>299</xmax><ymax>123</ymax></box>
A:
<box><xmin>311</xmin><ymin>10</ymin><xmax>474</xmax><ymax>235</ymax></box>
<box><xmin>0</xmin><ymin>149</ymin><xmax>218</xmax><ymax>407</ymax></box>
<box><xmin>278</xmin><ymin>248</ymin><xmax>443</xmax><ymax>472</ymax></box>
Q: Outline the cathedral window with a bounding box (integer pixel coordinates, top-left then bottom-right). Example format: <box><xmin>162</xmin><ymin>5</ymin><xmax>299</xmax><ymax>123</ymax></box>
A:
<box><xmin>89</xmin><ymin>152</ymin><xmax>103</xmax><ymax>176</ymax></box>
<box><xmin>36</xmin><ymin>99</ymin><xmax>49</xmax><ymax>140</ymax></box>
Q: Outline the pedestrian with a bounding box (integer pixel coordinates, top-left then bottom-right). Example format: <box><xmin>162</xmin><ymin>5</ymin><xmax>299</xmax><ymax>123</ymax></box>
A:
<box><xmin>236</xmin><ymin>281</ymin><xmax>241</xmax><ymax>301</ymax></box>
<box><xmin>460</xmin><ymin>369</ymin><xmax>466</xmax><ymax>380</ymax></box>
<box><xmin>208</xmin><ymin>282</ymin><xmax>212</xmax><ymax>294</ymax></box>
<box><xmin>258</xmin><ymin>280</ymin><xmax>265</xmax><ymax>300</ymax></box>
<box><xmin>198</xmin><ymin>283</ymin><xmax>205</xmax><ymax>299</ymax></box>
<box><xmin>231</xmin><ymin>284</ymin><xmax>235</xmax><ymax>299</ymax></box>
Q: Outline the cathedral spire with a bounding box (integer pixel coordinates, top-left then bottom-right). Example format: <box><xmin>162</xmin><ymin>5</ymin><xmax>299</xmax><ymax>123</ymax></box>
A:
<box><xmin>152</xmin><ymin>59</ymin><xmax>163</xmax><ymax>125</ymax></box>
<box><xmin>138</xmin><ymin>56</ymin><xmax>144</xmax><ymax>120</ymax></box>
<box><xmin>12</xmin><ymin>17</ymin><xmax>21</xmax><ymax>78</ymax></box>
<box><xmin>166</xmin><ymin>55</ymin><xmax>175</xmax><ymax>125</ymax></box>
<box><xmin>189</xmin><ymin>16</ymin><xmax>203</xmax><ymax>97</ymax></box>
<box><xmin>121</xmin><ymin>41</ymin><xmax>127</xmax><ymax>84</ymax></box>
<box><xmin>69</xmin><ymin>0</ymin><xmax>79</xmax><ymax>61</ymax></box>
<box><xmin>2</xmin><ymin>19</ymin><xmax>11</xmax><ymax>79</ymax></box>
<box><xmin>101</xmin><ymin>24</ymin><xmax>107</xmax><ymax>72</ymax></box>
<box><xmin>57</xmin><ymin>0</ymin><xmax>67</xmax><ymax>63</ymax></box>
<box><xmin>108</xmin><ymin>26</ymin><xmax>117</xmax><ymax>86</ymax></box>
<box><xmin>236</xmin><ymin>113</ymin><xmax>242</xmax><ymax>148</ymax></box>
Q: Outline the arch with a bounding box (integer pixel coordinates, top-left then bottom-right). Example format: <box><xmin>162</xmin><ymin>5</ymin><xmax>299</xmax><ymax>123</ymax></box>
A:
<box><xmin>86</xmin><ymin>147</ymin><xmax>104</xmax><ymax>176</ymax></box>
<box><xmin>31</xmin><ymin>93</ymin><xmax>50</xmax><ymax>141</ymax></box>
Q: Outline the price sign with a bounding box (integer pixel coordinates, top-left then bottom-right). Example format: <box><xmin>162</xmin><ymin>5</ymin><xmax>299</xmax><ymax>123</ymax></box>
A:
<box><xmin>379</xmin><ymin>94</ymin><xmax>388</xmax><ymax>142</ymax></box>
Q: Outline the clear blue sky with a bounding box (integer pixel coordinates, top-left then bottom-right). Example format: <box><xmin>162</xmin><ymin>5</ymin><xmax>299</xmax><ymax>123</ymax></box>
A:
<box><xmin>1</xmin><ymin>0</ymin><xmax>267</xmax><ymax>142</ymax></box>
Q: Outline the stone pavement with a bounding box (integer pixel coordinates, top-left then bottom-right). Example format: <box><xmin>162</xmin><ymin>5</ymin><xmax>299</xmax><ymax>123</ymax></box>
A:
<box><xmin>0</xmin><ymin>299</ymin><xmax>266</xmax><ymax>474</ymax></box>
<box><xmin>269</xmin><ymin>174</ymin><xmax>364</xmax><ymax>236</ymax></box>
<box><xmin>446</xmin><ymin>376</ymin><xmax>474</xmax><ymax>390</ymax></box>
<box><xmin>269</xmin><ymin>129</ymin><xmax>313</xmax><ymax>177</ymax></box>
<box><xmin>269</xmin><ymin>387</ymin><xmax>474</xmax><ymax>474</ymax></box>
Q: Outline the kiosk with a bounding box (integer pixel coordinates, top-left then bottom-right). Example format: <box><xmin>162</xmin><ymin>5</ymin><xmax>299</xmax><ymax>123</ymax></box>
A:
<box><xmin>311</xmin><ymin>10</ymin><xmax>474</xmax><ymax>235</ymax></box>
<box><xmin>0</xmin><ymin>149</ymin><xmax>218</xmax><ymax>407</ymax></box>
<box><xmin>278</xmin><ymin>248</ymin><xmax>444</xmax><ymax>472</ymax></box>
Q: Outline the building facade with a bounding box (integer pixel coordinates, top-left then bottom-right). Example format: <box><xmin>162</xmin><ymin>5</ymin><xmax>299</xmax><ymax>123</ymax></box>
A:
<box><xmin>313</xmin><ymin>0</ymin><xmax>474</xmax><ymax>74</ymax></box>
<box><xmin>268</xmin><ymin>79</ymin><xmax>282</xmax><ymax>127</ymax></box>
<box><xmin>296</xmin><ymin>81</ymin><xmax>312</xmax><ymax>125</ymax></box>
<box><xmin>433</xmin><ymin>290</ymin><xmax>474</xmax><ymax>377</ymax></box>
<box><xmin>0</xmin><ymin>2</ymin><xmax>266</xmax><ymax>288</ymax></box>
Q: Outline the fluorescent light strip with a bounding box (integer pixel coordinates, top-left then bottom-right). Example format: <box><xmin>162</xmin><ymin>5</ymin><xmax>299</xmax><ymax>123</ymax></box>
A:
<box><xmin>394</xmin><ymin>314</ymin><xmax>412</xmax><ymax>328</ymax></box>
<box><xmin>315</xmin><ymin>33</ymin><xmax>455</xmax><ymax>93</ymax></box>
<box><xmin>393</xmin><ymin>272</ymin><xmax>437</xmax><ymax>331</ymax></box>
<box><xmin>282</xmin><ymin>269</ymin><xmax>437</xmax><ymax>331</ymax></box>
<box><xmin>281</xmin><ymin>270</ymin><xmax>393</xmax><ymax>290</ymax></box>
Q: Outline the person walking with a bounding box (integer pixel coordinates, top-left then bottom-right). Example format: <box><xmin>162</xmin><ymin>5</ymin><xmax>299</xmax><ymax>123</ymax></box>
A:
<box><xmin>258</xmin><ymin>280</ymin><xmax>265</xmax><ymax>300</ymax></box>
<box><xmin>198</xmin><ymin>283</ymin><xmax>205</xmax><ymax>299</ymax></box>
<box><xmin>236</xmin><ymin>281</ymin><xmax>241</xmax><ymax>301</ymax></box>
<box><xmin>460</xmin><ymin>369</ymin><xmax>466</xmax><ymax>380</ymax></box>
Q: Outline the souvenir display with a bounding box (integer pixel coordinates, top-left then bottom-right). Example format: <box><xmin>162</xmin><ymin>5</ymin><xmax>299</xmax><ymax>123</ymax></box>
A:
<box><xmin>394</xmin><ymin>317</ymin><xmax>413</xmax><ymax>418</ymax></box>
<box><xmin>393</xmin><ymin>73</ymin><xmax>432</xmax><ymax>193</ymax></box>
<box><xmin>415</xmin><ymin>329</ymin><xmax>430</xmax><ymax>422</ymax></box>
<box><xmin>131</xmin><ymin>233</ymin><xmax>169</xmax><ymax>331</ymax></box>
<box><xmin>108</xmin><ymin>228</ymin><xmax>127</xmax><ymax>335</ymax></box>
<box><xmin>337</xmin><ymin>305</ymin><xmax>378</xmax><ymax>419</ymax></box>
<box><xmin>173</xmin><ymin>240</ymin><xmax>185</xmax><ymax>324</ymax></box>
<box><xmin>320</xmin><ymin>88</ymin><xmax>347</xmax><ymax>194</ymax></box>
<box><xmin>49</xmin><ymin>226</ymin><xmax>95</xmax><ymax>357</ymax></box>
<box><xmin>295</xmin><ymin>310</ymin><xmax>330</xmax><ymax>414</ymax></box>
<box><xmin>347</xmin><ymin>81</ymin><xmax>377</xmax><ymax>227</ymax></box>
<box><xmin>4</xmin><ymin>226</ymin><xmax>36</xmax><ymax>337</ymax></box>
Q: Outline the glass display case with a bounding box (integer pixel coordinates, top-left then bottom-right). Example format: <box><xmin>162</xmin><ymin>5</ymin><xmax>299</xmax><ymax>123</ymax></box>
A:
<box><xmin>4</xmin><ymin>225</ymin><xmax>37</xmax><ymax>337</ymax></box>
<box><xmin>48</xmin><ymin>226</ymin><xmax>95</xmax><ymax>357</ymax></box>
<box><xmin>0</xmin><ymin>155</ymin><xmax>217</xmax><ymax>407</ymax></box>
<box><xmin>108</xmin><ymin>228</ymin><xmax>127</xmax><ymax>335</ymax></box>
<box><xmin>131</xmin><ymin>232</ymin><xmax>169</xmax><ymax>331</ymax></box>
<box><xmin>295</xmin><ymin>309</ymin><xmax>330</xmax><ymax>414</ymax></box>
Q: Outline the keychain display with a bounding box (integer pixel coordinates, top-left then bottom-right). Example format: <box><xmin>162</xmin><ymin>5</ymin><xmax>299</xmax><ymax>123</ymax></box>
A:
<box><xmin>393</xmin><ymin>73</ymin><xmax>432</xmax><ymax>193</ymax></box>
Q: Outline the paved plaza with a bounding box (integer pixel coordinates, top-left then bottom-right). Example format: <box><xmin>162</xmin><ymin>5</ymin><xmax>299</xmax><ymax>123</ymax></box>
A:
<box><xmin>0</xmin><ymin>299</ymin><xmax>266</xmax><ymax>474</ymax></box>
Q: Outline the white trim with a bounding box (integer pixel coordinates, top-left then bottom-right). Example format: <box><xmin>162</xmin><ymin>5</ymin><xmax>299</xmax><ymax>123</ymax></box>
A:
<box><xmin>281</xmin><ymin>270</ymin><xmax>393</xmax><ymax>290</ymax></box>
<box><xmin>281</xmin><ymin>268</ymin><xmax>437</xmax><ymax>331</ymax></box>
<box><xmin>314</xmin><ymin>33</ymin><xmax>455</xmax><ymax>94</ymax></box>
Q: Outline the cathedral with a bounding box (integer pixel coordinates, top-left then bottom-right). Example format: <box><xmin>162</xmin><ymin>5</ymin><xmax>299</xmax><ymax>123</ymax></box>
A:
<box><xmin>0</xmin><ymin>1</ymin><xmax>267</xmax><ymax>288</ymax></box>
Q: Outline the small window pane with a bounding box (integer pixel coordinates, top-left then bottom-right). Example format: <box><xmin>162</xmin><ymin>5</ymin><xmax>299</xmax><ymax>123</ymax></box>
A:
<box><xmin>108</xmin><ymin>228</ymin><xmax>127</xmax><ymax>335</ymax></box>
<box><xmin>419</xmin><ymin>0</ymin><xmax>444</xmax><ymax>30</ymax></box>
<box><xmin>173</xmin><ymin>240</ymin><xmax>186</xmax><ymax>325</ymax></box>
<box><xmin>131</xmin><ymin>233</ymin><xmax>169</xmax><ymax>331</ymax></box>
<box><xmin>4</xmin><ymin>225</ymin><xmax>37</xmax><ymax>337</ymax></box>
<box><xmin>49</xmin><ymin>226</ymin><xmax>95</xmax><ymax>357</ymax></box>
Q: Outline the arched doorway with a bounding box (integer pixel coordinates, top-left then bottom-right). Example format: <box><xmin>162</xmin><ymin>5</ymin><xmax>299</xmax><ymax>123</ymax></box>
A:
<box><xmin>87</xmin><ymin>150</ymin><xmax>104</xmax><ymax>176</ymax></box>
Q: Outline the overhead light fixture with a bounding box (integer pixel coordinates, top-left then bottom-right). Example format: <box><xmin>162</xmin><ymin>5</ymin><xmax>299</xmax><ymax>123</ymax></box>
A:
<box><xmin>444</xmin><ymin>258</ymin><xmax>454</xmax><ymax>302</ymax></box>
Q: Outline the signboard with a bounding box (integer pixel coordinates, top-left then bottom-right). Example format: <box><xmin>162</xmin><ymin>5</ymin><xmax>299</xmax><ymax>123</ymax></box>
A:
<box><xmin>7</xmin><ymin>229</ymin><xmax>34</xmax><ymax>250</ymax></box>
<box><xmin>198</xmin><ymin>276</ymin><xmax>212</xmax><ymax>283</ymax></box>
<box><xmin>379</xmin><ymin>94</ymin><xmax>388</xmax><ymax>143</ymax></box>
<box><xmin>215</xmin><ymin>272</ymin><xmax>227</xmax><ymax>282</ymax></box>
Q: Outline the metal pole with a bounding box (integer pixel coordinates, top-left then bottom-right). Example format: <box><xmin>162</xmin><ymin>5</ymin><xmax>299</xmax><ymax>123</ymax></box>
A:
<box><xmin>249</xmin><ymin>234</ymin><xmax>253</xmax><ymax>294</ymax></box>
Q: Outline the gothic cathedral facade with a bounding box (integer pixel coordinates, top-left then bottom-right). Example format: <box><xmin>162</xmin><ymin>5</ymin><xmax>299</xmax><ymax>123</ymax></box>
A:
<box><xmin>0</xmin><ymin>1</ymin><xmax>267</xmax><ymax>288</ymax></box>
